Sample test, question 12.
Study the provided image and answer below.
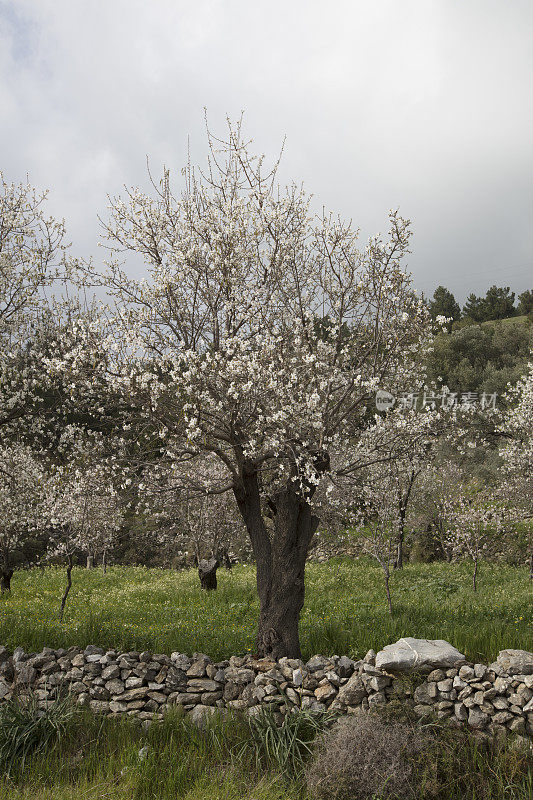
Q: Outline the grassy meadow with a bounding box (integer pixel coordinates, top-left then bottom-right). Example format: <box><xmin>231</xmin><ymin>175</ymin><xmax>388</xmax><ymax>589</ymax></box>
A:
<box><xmin>1</xmin><ymin>559</ymin><xmax>531</xmax><ymax>663</ymax></box>
<box><xmin>1</xmin><ymin>559</ymin><xmax>533</xmax><ymax>799</ymax></box>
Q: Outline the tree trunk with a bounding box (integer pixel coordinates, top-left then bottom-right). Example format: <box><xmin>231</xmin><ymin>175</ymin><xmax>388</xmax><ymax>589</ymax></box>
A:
<box><xmin>0</xmin><ymin>568</ymin><xmax>13</xmax><ymax>593</ymax></box>
<box><xmin>384</xmin><ymin>567</ymin><xmax>393</xmax><ymax>615</ymax></box>
<box><xmin>86</xmin><ymin>554</ymin><xmax>94</xmax><ymax>569</ymax></box>
<box><xmin>472</xmin><ymin>558</ymin><xmax>478</xmax><ymax>592</ymax></box>
<box><xmin>235</xmin><ymin>464</ymin><xmax>319</xmax><ymax>658</ymax></box>
<box><xmin>60</xmin><ymin>556</ymin><xmax>73</xmax><ymax>621</ymax></box>
<box><xmin>394</xmin><ymin>510</ymin><xmax>405</xmax><ymax>569</ymax></box>
<box><xmin>102</xmin><ymin>550</ymin><xmax>107</xmax><ymax>574</ymax></box>
<box><xmin>198</xmin><ymin>557</ymin><xmax>218</xmax><ymax>590</ymax></box>
<box><xmin>529</xmin><ymin>550</ymin><xmax>533</xmax><ymax>581</ymax></box>
<box><xmin>395</xmin><ymin>530</ymin><xmax>404</xmax><ymax>569</ymax></box>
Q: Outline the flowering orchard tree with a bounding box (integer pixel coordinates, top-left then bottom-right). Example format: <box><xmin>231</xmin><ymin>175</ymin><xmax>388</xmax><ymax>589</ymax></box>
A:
<box><xmin>48</xmin><ymin>439</ymin><xmax>123</xmax><ymax>618</ymax></box>
<box><xmin>0</xmin><ymin>443</ymin><xmax>47</xmax><ymax>592</ymax></box>
<box><xmin>443</xmin><ymin>481</ymin><xmax>507</xmax><ymax>591</ymax></box>
<box><xmin>91</xmin><ymin>121</ymin><xmax>433</xmax><ymax>657</ymax></box>
<box><xmin>137</xmin><ymin>458</ymin><xmax>249</xmax><ymax>585</ymax></box>
<box><xmin>355</xmin><ymin>407</ymin><xmax>445</xmax><ymax>569</ymax></box>
<box><xmin>499</xmin><ymin>361</ymin><xmax>533</xmax><ymax>576</ymax></box>
<box><xmin>0</xmin><ymin>175</ymin><xmax>76</xmax><ymax>443</ymax></box>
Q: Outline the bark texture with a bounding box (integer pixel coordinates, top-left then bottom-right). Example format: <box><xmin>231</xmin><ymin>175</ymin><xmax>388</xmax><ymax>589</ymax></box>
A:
<box><xmin>234</xmin><ymin>454</ymin><xmax>327</xmax><ymax>659</ymax></box>
<box><xmin>198</xmin><ymin>557</ymin><xmax>219</xmax><ymax>590</ymax></box>
<box><xmin>0</xmin><ymin>568</ymin><xmax>13</xmax><ymax>593</ymax></box>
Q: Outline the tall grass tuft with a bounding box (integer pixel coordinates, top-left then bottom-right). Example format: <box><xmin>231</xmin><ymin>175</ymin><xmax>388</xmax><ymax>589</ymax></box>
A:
<box><xmin>0</xmin><ymin>692</ymin><xmax>76</xmax><ymax>776</ymax></box>
<box><xmin>244</xmin><ymin>706</ymin><xmax>338</xmax><ymax>780</ymax></box>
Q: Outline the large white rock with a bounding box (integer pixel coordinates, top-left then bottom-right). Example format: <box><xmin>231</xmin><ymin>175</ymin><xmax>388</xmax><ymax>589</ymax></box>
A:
<box><xmin>375</xmin><ymin>638</ymin><xmax>465</xmax><ymax>673</ymax></box>
<box><xmin>497</xmin><ymin>650</ymin><xmax>533</xmax><ymax>675</ymax></box>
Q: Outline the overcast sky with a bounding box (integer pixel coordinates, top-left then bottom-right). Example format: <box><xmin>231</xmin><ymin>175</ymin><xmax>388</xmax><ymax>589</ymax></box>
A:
<box><xmin>1</xmin><ymin>0</ymin><xmax>532</xmax><ymax>303</ymax></box>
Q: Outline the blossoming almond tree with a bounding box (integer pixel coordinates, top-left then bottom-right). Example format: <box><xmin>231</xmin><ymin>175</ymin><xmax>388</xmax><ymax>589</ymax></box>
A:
<box><xmin>0</xmin><ymin>443</ymin><xmax>47</xmax><ymax>592</ymax></box>
<box><xmin>499</xmin><ymin>361</ymin><xmax>533</xmax><ymax>577</ymax></box>
<box><xmin>48</xmin><ymin>438</ymin><xmax>123</xmax><ymax>618</ymax></box>
<box><xmin>444</xmin><ymin>481</ymin><xmax>506</xmax><ymax>591</ymax></box>
<box><xmin>0</xmin><ymin>174</ymin><xmax>75</xmax><ymax>444</ymax></box>
<box><xmin>88</xmin><ymin>120</ymin><xmax>433</xmax><ymax>657</ymax></box>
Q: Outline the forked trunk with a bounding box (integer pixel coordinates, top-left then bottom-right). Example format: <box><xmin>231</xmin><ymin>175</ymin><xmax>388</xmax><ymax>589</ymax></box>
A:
<box><xmin>0</xmin><ymin>568</ymin><xmax>13</xmax><ymax>593</ymax></box>
<box><xmin>235</xmin><ymin>465</ymin><xmax>320</xmax><ymax>660</ymax></box>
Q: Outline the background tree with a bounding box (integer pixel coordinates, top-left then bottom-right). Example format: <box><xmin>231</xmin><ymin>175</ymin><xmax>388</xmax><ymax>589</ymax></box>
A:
<box><xmin>425</xmin><ymin>319</ymin><xmax>533</xmax><ymax>398</ymax></box>
<box><xmin>0</xmin><ymin>443</ymin><xmax>47</xmax><ymax>592</ymax></box>
<box><xmin>137</xmin><ymin>457</ymin><xmax>249</xmax><ymax>586</ymax></box>
<box><xmin>483</xmin><ymin>286</ymin><xmax>516</xmax><ymax>320</ymax></box>
<box><xmin>517</xmin><ymin>289</ymin><xmax>533</xmax><ymax>316</ymax></box>
<box><xmin>444</xmin><ymin>480</ymin><xmax>505</xmax><ymax>591</ymax></box>
<box><xmin>85</xmin><ymin>120</ymin><xmax>432</xmax><ymax>658</ymax></box>
<box><xmin>429</xmin><ymin>286</ymin><xmax>460</xmax><ymax>331</ymax></box>
<box><xmin>462</xmin><ymin>292</ymin><xmax>486</xmax><ymax>322</ymax></box>
<box><xmin>499</xmin><ymin>361</ymin><xmax>533</xmax><ymax>577</ymax></box>
<box><xmin>48</xmin><ymin>437</ymin><xmax>123</xmax><ymax>618</ymax></box>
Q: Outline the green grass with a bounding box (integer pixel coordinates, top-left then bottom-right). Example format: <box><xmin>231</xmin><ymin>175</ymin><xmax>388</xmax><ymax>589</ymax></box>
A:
<box><xmin>0</xmin><ymin>559</ymin><xmax>531</xmax><ymax>663</ymax></box>
<box><xmin>0</xmin><ymin>699</ymin><xmax>531</xmax><ymax>800</ymax></box>
<box><xmin>0</xmin><ymin>561</ymin><xmax>532</xmax><ymax>799</ymax></box>
<box><xmin>0</xmin><ymin>703</ymin><xmax>304</xmax><ymax>800</ymax></box>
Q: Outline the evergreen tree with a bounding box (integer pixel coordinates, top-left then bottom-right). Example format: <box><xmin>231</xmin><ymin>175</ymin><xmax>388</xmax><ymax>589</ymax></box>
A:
<box><xmin>429</xmin><ymin>286</ymin><xmax>461</xmax><ymax>330</ymax></box>
<box><xmin>462</xmin><ymin>293</ymin><xmax>486</xmax><ymax>322</ymax></box>
<box><xmin>517</xmin><ymin>289</ymin><xmax>533</xmax><ymax>316</ymax></box>
<box><xmin>483</xmin><ymin>286</ymin><xmax>515</xmax><ymax>320</ymax></box>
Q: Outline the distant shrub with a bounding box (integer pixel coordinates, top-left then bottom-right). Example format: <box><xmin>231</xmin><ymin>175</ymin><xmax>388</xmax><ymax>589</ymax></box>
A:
<box><xmin>306</xmin><ymin>712</ymin><xmax>431</xmax><ymax>800</ymax></box>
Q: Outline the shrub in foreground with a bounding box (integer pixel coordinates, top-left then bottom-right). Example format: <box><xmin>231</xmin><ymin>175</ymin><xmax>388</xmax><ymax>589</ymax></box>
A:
<box><xmin>306</xmin><ymin>712</ymin><xmax>431</xmax><ymax>800</ymax></box>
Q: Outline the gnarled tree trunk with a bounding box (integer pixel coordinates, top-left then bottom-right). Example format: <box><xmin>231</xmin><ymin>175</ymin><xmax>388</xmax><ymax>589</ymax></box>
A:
<box><xmin>198</xmin><ymin>557</ymin><xmax>219</xmax><ymax>590</ymax></box>
<box><xmin>0</xmin><ymin>568</ymin><xmax>13</xmax><ymax>593</ymax></box>
<box><xmin>234</xmin><ymin>458</ymin><xmax>324</xmax><ymax>660</ymax></box>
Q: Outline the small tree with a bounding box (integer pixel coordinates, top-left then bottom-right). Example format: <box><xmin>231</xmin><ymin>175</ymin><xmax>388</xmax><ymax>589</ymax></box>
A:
<box><xmin>429</xmin><ymin>286</ymin><xmax>460</xmax><ymax>331</ymax></box>
<box><xmin>137</xmin><ymin>457</ymin><xmax>249</xmax><ymax>586</ymax></box>
<box><xmin>499</xmin><ymin>361</ymin><xmax>533</xmax><ymax>576</ymax></box>
<box><xmin>444</xmin><ymin>482</ymin><xmax>505</xmax><ymax>591</ymax></box>
<box><xmin>0</xmin><ymin>444</ymin><xmax>47</xmax><ymax>592</ymax></box>
<box><xmin>48</xmin><ymin>440</ymin><xmax>122</xmax><ymax>618</ymax></box>
<box><xmin>517</xmin><ymin>290</ymin><xmax>533</xmax><ymax>316</ymax></box>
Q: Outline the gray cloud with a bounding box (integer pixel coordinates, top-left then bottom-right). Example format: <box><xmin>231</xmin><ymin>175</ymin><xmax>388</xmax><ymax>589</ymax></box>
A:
<box><xmin>1</xmin><ymin>0</ymin><xmax>532</xmax><ymax>303</ymax></box>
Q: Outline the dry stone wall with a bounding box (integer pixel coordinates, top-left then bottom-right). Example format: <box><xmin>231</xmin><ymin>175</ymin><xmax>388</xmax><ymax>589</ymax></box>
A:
<box><xmin>1</xmin><ymin>642</ymin><xmax>532</xmax><ymax>738</ymax></box>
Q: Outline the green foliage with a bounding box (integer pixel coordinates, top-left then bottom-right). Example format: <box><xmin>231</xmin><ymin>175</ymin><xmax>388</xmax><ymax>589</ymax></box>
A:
<box><xmin>1</xmin><ymin>562</ymin><xmax>532</xmax><ymax>664</ymax></box>
<box><xmin>517</xmin><ymin>289</ymin><xmax>533</xmax><ymax>316</ymax></box>
<box><xmin>462</xmin><ymin>286</ymin><xmax>516</xmax><ymax>323</ymax></box>
<box><xmin>462</xmin><ymin>292</ymin><xmax>487</xmax><ymax>322</ymax></box>
<box><xmin>425</xmin><ymin>318</ymin><xmax>533</xmax><ymax>397</ymax></box>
